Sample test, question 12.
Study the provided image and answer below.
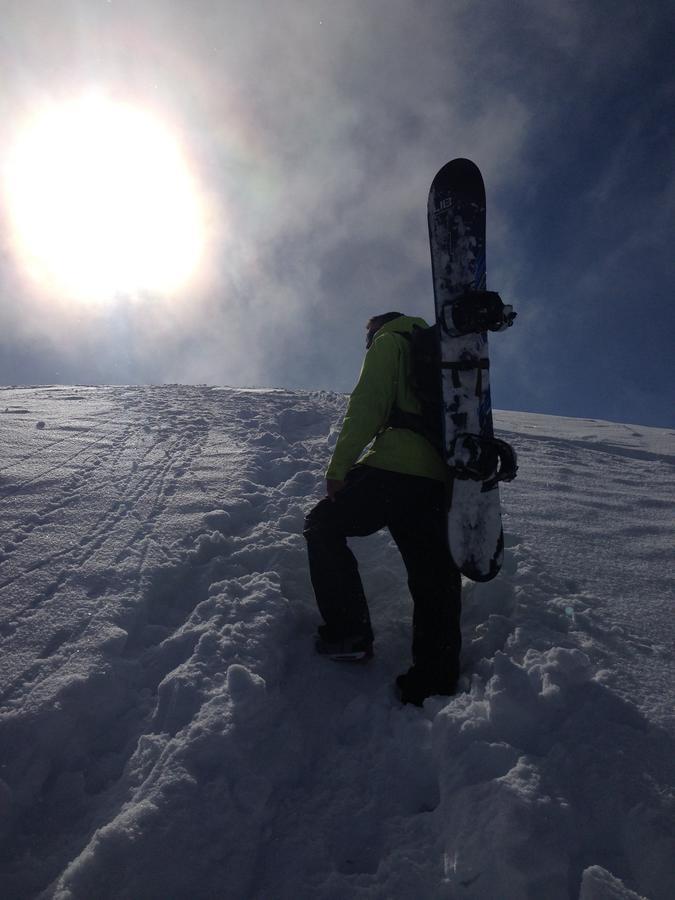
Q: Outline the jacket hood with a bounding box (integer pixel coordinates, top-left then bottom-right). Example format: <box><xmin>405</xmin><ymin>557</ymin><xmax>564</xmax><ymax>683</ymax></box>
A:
<box><xmin>373</xmin><ymin>314</ymin><xmax>430</xmax><ymax>340</ymax></box>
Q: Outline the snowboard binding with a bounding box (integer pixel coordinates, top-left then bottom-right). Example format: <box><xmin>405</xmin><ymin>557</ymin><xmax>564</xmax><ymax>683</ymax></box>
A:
<box><xmin>441</xmin><ymin>291</ymin><xmax>516</xmax><ymax>338</ymax></box>
<box><xmin>449</xmin><ymin>434</ymin><xmax>518</xmax><ymax>491</ymax></box>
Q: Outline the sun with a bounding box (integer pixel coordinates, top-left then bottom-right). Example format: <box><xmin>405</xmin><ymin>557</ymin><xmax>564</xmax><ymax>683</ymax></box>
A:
<box><xmin>3</xmin><ymin>92</ymin><xmax>207</xmax><ymax>303</ymax></box>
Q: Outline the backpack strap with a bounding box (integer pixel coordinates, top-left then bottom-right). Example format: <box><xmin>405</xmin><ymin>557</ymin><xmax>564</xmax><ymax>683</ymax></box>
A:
<box><xmin>384</xmin><ymin>330</ymin><xmax>443</xmax><ymax>452</ymax></box>
<box><xmin>385</xmin><ymin>405</ymin><xmax>442</xmax><ymax>452</ymax></box>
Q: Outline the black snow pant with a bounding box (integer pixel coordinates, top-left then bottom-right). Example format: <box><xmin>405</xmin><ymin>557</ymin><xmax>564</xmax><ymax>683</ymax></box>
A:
<box><xmin>303</xmin><ymin>465</ymin><xmax>462</xmax><ymax>677</ymax></box>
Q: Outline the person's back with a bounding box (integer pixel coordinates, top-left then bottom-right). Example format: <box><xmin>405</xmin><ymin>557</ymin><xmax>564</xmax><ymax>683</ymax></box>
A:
<box><xmin>325</xmin><ymin>313</ymin><xmax>448</xmax><ymax>487</ymax></box>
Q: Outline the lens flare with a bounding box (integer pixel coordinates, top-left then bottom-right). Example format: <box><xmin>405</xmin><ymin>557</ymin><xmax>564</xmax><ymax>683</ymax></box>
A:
<box><xmin>3</xmin><ymin>92</ymin><xmax>207</xmax><ymax>303</ymax></box>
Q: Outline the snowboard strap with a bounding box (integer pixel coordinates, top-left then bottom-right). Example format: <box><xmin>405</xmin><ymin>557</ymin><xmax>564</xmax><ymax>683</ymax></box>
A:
<box><xmin>449</xmin><ymin>434</ymin><xmax>518</xmax><ymax>490</ymax></box>
<box><xmin>442</xmin><ymin>359</ymin><xmax>489</xmax><ymax>393</ymax></box>
<box><xmin>441</xmin><ymin>291</ymin><xmax>516</xmax><ymax>337</ymax></box>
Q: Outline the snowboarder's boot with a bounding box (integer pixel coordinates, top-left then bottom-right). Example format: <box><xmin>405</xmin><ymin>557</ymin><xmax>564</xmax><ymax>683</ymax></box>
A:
<box><xmin>395</xmin><ymin>664</ymin><xmax>458</xmax><ymax>706</ymax></box>
<box><xmin>315</xmin><ymin>626</ymin><xmax>373</xmax><ymax>662</ymax></box>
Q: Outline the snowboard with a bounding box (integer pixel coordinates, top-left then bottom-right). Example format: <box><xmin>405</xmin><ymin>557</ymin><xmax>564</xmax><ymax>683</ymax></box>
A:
<box><xmin>427</xmin><ymin>158</ymin><xmax>517</xmax><ymax>581</ymax></box>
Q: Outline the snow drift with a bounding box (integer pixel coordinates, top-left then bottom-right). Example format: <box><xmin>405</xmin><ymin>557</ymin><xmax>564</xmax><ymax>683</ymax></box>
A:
<box><xmin>0</xmin><ymin>385</ymin><xmax>673</xmax><ymax>899</ymax></box>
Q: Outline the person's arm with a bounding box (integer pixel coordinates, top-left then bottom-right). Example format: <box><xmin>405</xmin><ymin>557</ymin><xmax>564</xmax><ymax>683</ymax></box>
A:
<box><xmin>326</xmin><ymin>334</ymin><xmax>400</xmax><ymax>487</ymax></box>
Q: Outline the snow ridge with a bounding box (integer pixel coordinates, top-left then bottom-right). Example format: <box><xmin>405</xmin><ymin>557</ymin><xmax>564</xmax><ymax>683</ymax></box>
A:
<box><xmin>0</xmin><ymin>386</ymin><xmax>672</xmax><ymax>899</ymax></box>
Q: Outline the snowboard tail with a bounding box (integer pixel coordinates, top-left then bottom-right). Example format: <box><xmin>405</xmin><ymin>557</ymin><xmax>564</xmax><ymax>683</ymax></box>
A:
<box><xmin>428</xmin><ymin>158</ymin><xmax>517</xmax><ymax>581</ymax></box>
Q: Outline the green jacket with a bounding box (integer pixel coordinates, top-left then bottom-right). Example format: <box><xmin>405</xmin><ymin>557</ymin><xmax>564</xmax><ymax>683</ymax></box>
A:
<box><xmin>326</xmin><ymin>315</ymin><xmax>448</xmax><ymax>484</ymax></box>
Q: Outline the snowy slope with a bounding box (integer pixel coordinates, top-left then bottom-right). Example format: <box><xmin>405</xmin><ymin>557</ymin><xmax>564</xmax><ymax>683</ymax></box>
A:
<box><xmin>0</xmin><ymin>385</ymin><xmax>673</xmax><ymax>900</ymax></box>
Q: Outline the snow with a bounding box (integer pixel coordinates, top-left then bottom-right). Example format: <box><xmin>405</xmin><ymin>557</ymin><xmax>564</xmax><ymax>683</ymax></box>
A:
<box><xmin>0</xmin><ymin>385</ymin><xmax>673</xmax><ymax>900</ymax></box>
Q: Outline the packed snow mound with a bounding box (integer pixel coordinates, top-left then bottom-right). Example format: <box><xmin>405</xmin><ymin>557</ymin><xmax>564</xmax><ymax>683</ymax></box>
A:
<box><xmin>0</xmin><ymin>385</ymin><xmax>673</xmax><ymax>899</ymax></box>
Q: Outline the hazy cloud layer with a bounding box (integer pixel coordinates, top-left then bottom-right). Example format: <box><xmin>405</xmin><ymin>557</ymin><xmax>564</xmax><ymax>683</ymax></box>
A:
<box><xmin>1</xmin><ymin>0</ymin><xmax>673</xmax><ymax>425</ymax></box>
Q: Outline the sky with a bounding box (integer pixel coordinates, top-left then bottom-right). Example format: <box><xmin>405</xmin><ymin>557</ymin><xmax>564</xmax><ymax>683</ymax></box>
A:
<box><xmin>1</xmin><ymin>0</ymin><xmax>674</xmax><ymax>427</ymax></box>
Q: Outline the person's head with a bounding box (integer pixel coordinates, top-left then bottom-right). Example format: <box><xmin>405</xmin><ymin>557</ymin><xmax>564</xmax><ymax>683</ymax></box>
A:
<box><xmin>365</xmin><ymin>312</ymin><xmax>403</xmax><ymax>349</ymax></box>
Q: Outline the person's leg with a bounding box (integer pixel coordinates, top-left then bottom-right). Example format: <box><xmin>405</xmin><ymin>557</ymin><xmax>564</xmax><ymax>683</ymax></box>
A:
<box><xmin>303</xmin><ymin>466</ymin><xmax>389</xmax><ymax>641</ymax></box>
<box><xmin>387</xmin><ymin>475</ymin><xmax>462</xmax><ymax>701</ymax></box>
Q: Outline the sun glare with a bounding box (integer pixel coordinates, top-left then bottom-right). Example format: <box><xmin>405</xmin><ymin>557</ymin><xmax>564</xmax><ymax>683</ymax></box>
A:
<box><xmin>3</xmin><ymin>93</ymin><xmax>207</xmax><ymax>303</ymax></box>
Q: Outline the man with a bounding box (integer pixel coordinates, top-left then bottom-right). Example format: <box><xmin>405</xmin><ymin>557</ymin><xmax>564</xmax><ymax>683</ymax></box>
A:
<box><xmin>303</xmin><ymin>312</ymin><xmax>462</xmax><ymax>706</ymax></box>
